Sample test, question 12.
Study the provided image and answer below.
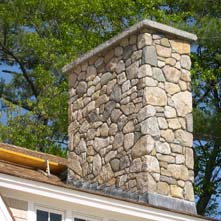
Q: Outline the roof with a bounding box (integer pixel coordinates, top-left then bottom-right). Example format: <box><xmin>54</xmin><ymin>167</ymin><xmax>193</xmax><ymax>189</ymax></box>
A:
<box><xmin>0</xmin><ymin>143</ymin><xmax>67</xmax><ymax>174</ymax></box>
<box><xmin>0</xmin><ymin>143</ymin><xmax>216</xmax><ymax>221</ymax></box>
<box><xmin>62</xmin><ymin>19</ymin><xmax>197</xmax><ymax>73</ymax></box>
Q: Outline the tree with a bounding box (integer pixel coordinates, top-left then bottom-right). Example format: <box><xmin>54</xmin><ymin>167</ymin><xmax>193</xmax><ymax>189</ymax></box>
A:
<box><xmin>0</xmin><ymin>0</ymin><xmax>220</xmax><ymax>217</ymax></box>
<box><xmin>0</xmin><ymin>0</ymin><xmax>182</xmax><ymax>155</ymax></box>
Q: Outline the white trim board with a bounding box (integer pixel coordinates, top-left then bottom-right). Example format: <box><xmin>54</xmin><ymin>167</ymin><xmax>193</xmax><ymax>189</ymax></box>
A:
<box><xmin>0</xmin><ymin>173</ymin><xmax>210</xmax><ymax>221</ymax></box>
<box><xmin>0</xmin><ymin>194</ymin><xmax>14</xmax><ymax>221</ymax></box>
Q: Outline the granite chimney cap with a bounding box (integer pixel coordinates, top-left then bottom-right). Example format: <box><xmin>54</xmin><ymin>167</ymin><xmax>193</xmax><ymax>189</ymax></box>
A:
<box><xmin>62</xmin><ymin>19</ymin><xmax>197</xmax><ymax>73</ymax></box>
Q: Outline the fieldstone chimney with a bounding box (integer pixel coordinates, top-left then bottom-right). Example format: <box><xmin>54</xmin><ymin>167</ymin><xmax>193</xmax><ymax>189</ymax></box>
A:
<box><xmin>63</xmin><ymin>20</ymin><xmax>197</xmax><ymax>213</ymax></box>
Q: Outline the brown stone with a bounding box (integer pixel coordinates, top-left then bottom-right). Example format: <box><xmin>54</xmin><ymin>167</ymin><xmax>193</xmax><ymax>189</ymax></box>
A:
<box><xmin>93</xmin><ymin>154</ymin><xmax>102</xmax><ymax>176</ymax></box>
<box><xmin>175</xmin><ymin>129</ymin><xmax>193</xmax><ymax>147</ymax></box>
<box><xmin>170</xmin><ymin>40</ymin><xmax>190</xmax><ymax>54</ymax></box>
<box><xmin>141</xmin><ymin>117</ymin><xmax>160</xmax><ymax>137</ymax></box>
<box><xmin>185</xmin><ymin>147</ymin><xmax>194</xmax><ymax>169</ymax></box>
<box><xmin>184</xmin><ymin>182</ymin><xmax>194</xmax><ymax>201</ymax></box>
<box><xmin>144</xmin><ymin>87</ymin><xmax>167</xmax><ymax>106</ymax></box>
<box><xmin>156</xmin><ymin>45</ymin><xmax>171</xmax><ymax>57</ymax></box>
<box><xmin>124</xmin><ymin>133</ymin><xmax>134</xmax><ymax>150</ymax></box>
<box><xmin>137</xmin><ymin>33</ymin><xmax>152</xmax><ymax>48</ymax></box>
<box><xmin>165</xmin><ymin>82</ymin><xmax>180</xmax><ymax>95</ymax></box>
<box><xmin>170</xmin><ymin>185</ymin><xmax>183</xmax><ymax>199</ymax></box>
<box><xmin>142</xmin><ymin>156</ymin><xmax>160</xmax><ymax>173</ymax></box>
<box><xmin>163</xmin><ymin>65</ymin><xmax>181</xmax><ymax>83</ymax></box>
<box><xmin>168</xmin><ymin>164</ymin><xmax>189</xmax><ymax>180</ymax></box>
<box><xmin>161</xmin><ymin>129</ymin><xmax>174</xmax><ymax>142</ymax></box>
<box><xmin>157</xmin><ymin>182</ymin><xmax>169</xmax><ymax>195</ymax></box>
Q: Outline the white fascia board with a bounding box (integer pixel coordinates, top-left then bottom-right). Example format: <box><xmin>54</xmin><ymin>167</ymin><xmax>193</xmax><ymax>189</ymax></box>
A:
<box><xmin>0</xmin><ymin>173</ymin><xmax>208</xmax><ymax>221</ymax></box>
<box><xmin>0</xmin><ymin>194</ymin><xmax>14</xmax><ymax>221</ymax></box>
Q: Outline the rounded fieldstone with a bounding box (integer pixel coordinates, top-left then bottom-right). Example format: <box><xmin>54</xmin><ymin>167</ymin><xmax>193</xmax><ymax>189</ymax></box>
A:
<box><xmin>138</xmin><ymin>105</ymin><xmax>156</xmax><ymax>122</ymax></box>
<box><xmin>155</xmin><ymin>141</ymin><xmax>171</xmax><ymax>154</ymax></box>
<box><xmin>141</xmin><ymin>117</ymin><xmax>160</xmax><ymax>137</ymax></box>
<box><xmin>76</xmin><ymin>81</ymin><xmax>87</xmax><ymax>96</ymax></box>
<box><xmin>163</xmin><ymin>65</ymin><xmax>181</xmax><ymax>83</ymax></box>
<box><xmin>131</xmin><ymin>135</ymin><xmax>155</xmax><ymax>159</ymax></box>
<box><xmin>181</xmin><ymin>55</ymin><xmax>191</xmax><ymax>70</ymax></box>
<box><xmin>110</xmin><ymin>159</ymin><xmax>120</xmax><ymax>172</ymax></box>
<box><xmin>144</xmin><ymin>87</ymin><xmax>167</xmax><ymax>106</ymax></box>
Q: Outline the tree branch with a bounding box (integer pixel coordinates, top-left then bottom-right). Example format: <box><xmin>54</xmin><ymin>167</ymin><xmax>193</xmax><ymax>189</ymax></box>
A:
<box><xmin>0</xmin><ymin>42</ymin><xmax>39</xmax><ymax>97</ymax></box>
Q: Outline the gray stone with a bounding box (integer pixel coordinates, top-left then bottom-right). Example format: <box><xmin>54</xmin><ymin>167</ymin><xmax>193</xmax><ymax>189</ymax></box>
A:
<box><xmin>176</xmin><ymin>154</ymin><xmax>185</xmax><ymax>164</ymax></box>
<box><xmin>155</xmin><ymin>141</ymin><xmax>171</xmax><ymax>154</ymax></box>
<box><xmin>186</xmin><ymin>113</ymin><xmax>193</xmax><ymax>132</ymax></box>
<box><xmin>105</xmin><ymin>150</ymin><xmax>117</xmax><ymax>163</ymax></box>
<box><xmin>122</xmin><ymin>80</ymin><xmax>131</xmax><ymax>93</ymax></box>
<box><xmin>160</xmin><ymin>175</ymin><xmax>176</xmax><ymax>185</ymax></box>
<box><xmin>123</xmin><ymin>121</ymin><xmax>134</xmax><ymax>133</ymax></box>
<box><xmin>100</xmin><ymin>123</ymin><xmax>109</xmax><ymax>137</ymax></box>
<box><xmin>175</xmin><ymin>129</ymin><xmax>193</xmax><ymax>147</ymax></box>
<box><xmin>181</xmin><ymin>55</ymin><xmax>191</xmax><ymax>70</ymax></box>
<box><xmin>76</xmin><ymin>81</ymin><xmax>87</xmax><ymax>96</ymax></box>
<box><xmin>94</xmin><ymin>137</ymin><xmax>110</xmax><ymax>152</ymax></box>
<box><xmin>115</xmin><ymin>46</ymin><xmax>123</xmax><ymax>57</ymax></box>
<box><xmin>123</xmin><ymin>45</ymin><xmax>133</xmax><ymax>60</ymax></box>
<box><xmin>86</xmin><ymin>66</ymin><xmax>97</xmax><ymax>80</ymax></box>
<box><xmin>109</xmin><ymin>123</ymin><xmax>118</xmax><ymax>136</ymax></box>
<box><xmin>103</xmin><ymin>101</ymin><xmax>116</xmax><ymax>120</ymax></box>
<box><xmin>95</xmin><ymin>57</ymin><xmax>104</xmax><ymax>68</ymax></box>
<box><xmin>163</xmin><ymin>65</ymin><xmax>181</xmax><ymax>83</ymax></box>
<box><xmin>117</xmin><ymin>72</ymin><xmax>127</xmax><ymax>85</ymax></box>
<box><xmin>68</xmin><ymin>153</ymin><xmax>82</xmax><ymax>176</ymax></box>
<box><xmin>120</xmin><ymin>155</ymin><xmax>130</xmax><ymax>170</ymax></box>
<box><xmin>110</xmin><ymin>159</ymin><xmax>120</xmax><ymax>172</ymax></box>
<box><xmin>132</xmin><ymin>135</ymin><xmax>155</xmax><ymax>158</ymax></box>
<box><xmin>93</xmin><ymin>154</ymin><xmax>102</xmax><ymax>176</ymax></box>
<box><xmin>172</xmin><ymin>92</ymin><xmax>192</xmax><ymax>117</ymax></box>
<box><xmin>141</xmin><ymin>117</ymin><xmax>160</xmax><ymax>137</ymax></box>
<box><xmin>158</xmin><ymin>117</ymin><xmax>168</xmax><ymax>129</ymax></box>
<box><xmin>141</xmin><ymin>46</ymin><xmax>157</xmax><ymax>66</ymax></box>
<box><xmin>110</xmin><ymin>85</ymin><xmax>122</xmax><ymax>102</ymax></box>
<box><xmin>142</xmin><ymin>155</ymin><xmax>160</xmax><ymax>173</ymax></box>
<box><xmin>121</xmin><ymin>103</ymin><xmax>136</xmax><ymax>115</ymax></box>
<box><xmin>101</xmin><ymin>72</ymin><xmax>113</xmax><ymax>85</ymax></box>
<box><xmin>111</xmin><ymin>109</ymin><xmax>122</xmax><ymax>122</ymax></box>
<box><xmin>152</xmin><ymin>67</ymin><xmax>165</xmax><ymax>82</ymax></box>
<box><xmin>76</xmin><ymin>139</ymin><xmax>87</xmax><ymax>154</ymax></box>
<box><xmin>138</xmin><ymin>105</ymin><xmax>156</xmax><ymax>122</ymax></box>
<box><xmin>144</xmin><ymin>87</ymin><xmax>167</xmax><ymax>106</ymax></box>
<box><xmin>79</xmin><ymin>121</ymin><xmax>90</xmax><ymax>133</ymax></box>
<box><xmin>138</xmin><ymin>33</ymin><xmax>152</xmax><ymax>48</ymax></box>
<box><xmin>113</xmin><ymin>132</ymin><xmax>124</xmax><ymax>149</ymax></box>
<box><xmin>130</xmin><ymin>158</ymin><xmax>142</xmax><ymax>172</ymax></box>
<box><xmin>138</xmin><ymin>64</ymin><xmax>152</xmax><ymax>78</ymax></box>
<box><xmin>124</xmin><ymin>133</ymin><xmax>134</xmax><ymax>151</ymax></box>
<box><xmin>126</xmin><ymin>61</ymin><xmax>139</xmax><ymax>80</ymax></box>
<box><xmin>116</xmin><ymin>60</ymin><xmax>125</xmax><ymax>74</ymax></box>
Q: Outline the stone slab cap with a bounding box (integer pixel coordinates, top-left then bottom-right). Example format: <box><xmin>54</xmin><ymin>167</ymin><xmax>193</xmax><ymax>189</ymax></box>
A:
<box><xmin>62</xmin><ymin>19</ymin><xmax>197</xmax><ymax>73</ymax></box>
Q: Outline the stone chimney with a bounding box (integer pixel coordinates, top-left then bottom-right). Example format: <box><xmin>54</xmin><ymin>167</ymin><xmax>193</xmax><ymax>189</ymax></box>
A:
<box><xmin>63</xmin><ymin>20</ymin><xmax>197</xmax><ymax>213</ymax></box>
